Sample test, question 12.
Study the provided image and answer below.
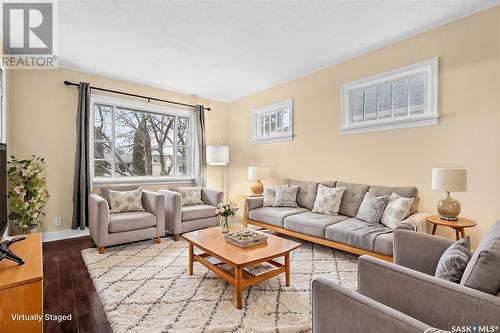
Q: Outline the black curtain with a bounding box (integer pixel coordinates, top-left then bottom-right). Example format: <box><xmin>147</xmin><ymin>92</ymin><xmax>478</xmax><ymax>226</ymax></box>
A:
<box><xmin>195</xmin><ymin>105</ymin><xmax>206</xmax><ymax>187</ymax></box>
<box><xmin>72</xmin><ymin>82</ymin><xmax>91</xmax><ymax>230</ymax></box>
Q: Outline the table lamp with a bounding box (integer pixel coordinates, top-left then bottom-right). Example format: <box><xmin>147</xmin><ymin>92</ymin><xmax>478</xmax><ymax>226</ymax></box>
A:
<box><xmin>432</xmin><ymin>168</ymin><xmax>467</xmax><ymax>221</ymax></box>
<box><xmin>248</xmin><ymin>166</ymin><xmax>271</xmax><ymax>195</ymax></box>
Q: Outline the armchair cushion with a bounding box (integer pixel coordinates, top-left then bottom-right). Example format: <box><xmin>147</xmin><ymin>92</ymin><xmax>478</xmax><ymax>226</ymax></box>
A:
<box><xmin>182</xmin><ymin>204</ymin><xmax>216</xmax><ymax>222</ymax></box>
<box><xmin>175</xmin><ymin>187</ymin><xmax>203</xmax><ymax>206</ymax></box>
<box><xmin>100</xmin><ymin>185</ymin><xmax>139</xmax><ymax>204</ymax></box>
<box><xmin>108</xmin><ymin>188</ymin><xmax>145</xmax><ymax>213</ymax></box>
<box><xmin>109</xmin><ymin>211</ymin><xmax>156</xmax><ymax>233</ymax></box>
<box><xmin>434</xmin><ymin>236</ymin><xmax>471</xmax><ymax>283</ymax></box>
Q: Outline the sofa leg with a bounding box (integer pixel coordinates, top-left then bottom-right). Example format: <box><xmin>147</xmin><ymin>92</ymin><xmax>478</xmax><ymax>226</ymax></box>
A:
<box><xmin>174</xmin><ymin>234</ymin><xmax>180</xmax><ymax>241</ymax></box>
<box><xmin>98</xmin><ymin>247</ymin><xmax>105</xmax><ymax>254</ymax></box>
<box><xmin>154</xmin><ymin>236</ymin><xmax>161</xmax><ymax>244</ymax></box>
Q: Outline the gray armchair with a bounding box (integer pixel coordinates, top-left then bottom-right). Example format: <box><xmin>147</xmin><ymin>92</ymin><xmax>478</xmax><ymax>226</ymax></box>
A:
<box><xmin>159</xmin><ymin>188</ymin><xmax>223</xmax><ymax>240</ymax></box>
<box><xmin>89</xmin><ymin>189</ymin><xmax>165</xmax><ymax>254</ymax></box>
<box><xmin>312</xmin><ymin>224</ymin><xmax>500</xmax><ymax>333</ymax></box>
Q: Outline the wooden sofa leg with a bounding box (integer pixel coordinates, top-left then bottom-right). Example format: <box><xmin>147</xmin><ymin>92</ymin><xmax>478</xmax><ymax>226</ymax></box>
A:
<box><xmin>98</xmin><ymin>247</ymin><xmax>105</xmax><ymax>254</ymax></box>
<box><xmin>174</xmin><ymin>234</ymin><xmax>180</xmax><ymax>241</ymax></box>
<box><xmin>154</xmin><ymin>237</ymin><xmax>161</xmax><ymax>244</ymax></box>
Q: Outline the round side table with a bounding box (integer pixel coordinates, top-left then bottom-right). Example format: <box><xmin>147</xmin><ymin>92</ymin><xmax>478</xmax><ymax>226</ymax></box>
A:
<box><xmin>426</xmin><ymin>215</ymin><xmax>477</xmax><ymax>240</ymax></box>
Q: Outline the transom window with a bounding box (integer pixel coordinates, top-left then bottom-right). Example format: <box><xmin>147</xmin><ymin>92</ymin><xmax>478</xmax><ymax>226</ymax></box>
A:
<box><xmin>341</xmin><ymin>58</ymin><xmax>438</xmax><ymax>134</ymax></box>
<box><xmin>91</xmin><ymin>95</ymin><xmax>196</xmax><ymax>184</ymax></box>
<box><xmin>251</xmin><ymin>99</ymin><xmax>293</xmax><ymax>144</ymax></box>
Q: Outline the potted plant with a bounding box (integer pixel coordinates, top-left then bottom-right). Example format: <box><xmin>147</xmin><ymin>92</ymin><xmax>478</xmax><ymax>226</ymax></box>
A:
<box><xmin>215</xmin><ymin>201</ymin><xmax>238</xmax><ymax>233</ymax></box>
<box><xmin>7</xmin><ymin>155</ymin><xmax>49</xmax><ymax>234</ymax></box>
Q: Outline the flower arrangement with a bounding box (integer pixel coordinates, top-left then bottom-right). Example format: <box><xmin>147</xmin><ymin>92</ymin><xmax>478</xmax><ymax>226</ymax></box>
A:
<box><xmin>215</xmin><ymin>201</ymin><xmax>239</xmax><ymax>217</ymax></box>
<box><xmin>215</xmin><ymin>201</ymin><xmax>238</xmax><ymax>233</ymax></box>
<box><xmin>7</xmin><ymin>155</ymin><xmax>49</xmax><ymax>232</ymax></box>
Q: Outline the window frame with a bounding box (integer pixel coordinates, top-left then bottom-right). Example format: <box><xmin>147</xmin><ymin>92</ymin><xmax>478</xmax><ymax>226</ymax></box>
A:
<box><xmin>251</xmin><ymin>99</ymin><xmax>294</xmax><ymax>144</ymax></box>
<box><xmin>90</xmin><ymin>94</ymin><xmax>197</xmax><ymax>185</ymax></box>
<box><xmin>340</xmin><ymin>58</ymin><xmax>438</xmax><ymax>134</ymax></box>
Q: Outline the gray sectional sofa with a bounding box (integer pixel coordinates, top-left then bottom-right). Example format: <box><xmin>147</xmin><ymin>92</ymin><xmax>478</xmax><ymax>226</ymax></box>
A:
<box><xmin>244</xmin><ymin>180</ymin><xmax>429</xmax><ymax>260</ymax></box>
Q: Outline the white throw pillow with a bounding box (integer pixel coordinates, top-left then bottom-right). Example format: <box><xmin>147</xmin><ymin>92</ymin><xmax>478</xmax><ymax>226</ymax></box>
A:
<box><xmin>263</xmin><ymin>185</ymin><xmax>287</xmax><ymax>207</ymax></box>
<box><xmin>176</xmin><ymin>187</ymin><xmax>203</xmax><ymax>206</ymax></box>
<box><xmin>380</xmin><ymin>193</ymin><xmax>415</xmax><ymax>228</ymax></box>
<box><xmin>312</xmin><ymin>185</ymin><xmax>345</xmax><ymax>215</ymax></box>
<box><xmin>108</xmin><ymin>188</ymin><xmax>145</xmax><ymax>213</ymax></box>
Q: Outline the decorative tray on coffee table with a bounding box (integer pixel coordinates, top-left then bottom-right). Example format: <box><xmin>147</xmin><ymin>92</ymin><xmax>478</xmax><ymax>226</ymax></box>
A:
<box><xmin>224</xmin><ymin>228</ymin><xmax>268</xmax><ymax>248</ymax></box>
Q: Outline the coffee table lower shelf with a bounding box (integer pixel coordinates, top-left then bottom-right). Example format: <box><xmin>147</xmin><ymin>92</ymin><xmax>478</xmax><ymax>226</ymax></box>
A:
<box><xmin>188</xmin><ymin>243</ymin><xmax>291</xmax><ymax>309</ymax></box>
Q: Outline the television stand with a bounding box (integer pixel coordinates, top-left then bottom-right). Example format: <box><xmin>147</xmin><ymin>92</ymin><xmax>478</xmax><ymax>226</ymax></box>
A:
<box><xmin>0</xmin><ymin>236</ymin><xmax>27</xmax><ymax>265</ymax></box>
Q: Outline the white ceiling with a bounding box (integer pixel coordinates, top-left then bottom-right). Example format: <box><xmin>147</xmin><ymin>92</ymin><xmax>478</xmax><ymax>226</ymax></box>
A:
<box><xmin>58</xmin><ymin>0</ymin><xmax>499</xmax><ymax>102</ymax></box>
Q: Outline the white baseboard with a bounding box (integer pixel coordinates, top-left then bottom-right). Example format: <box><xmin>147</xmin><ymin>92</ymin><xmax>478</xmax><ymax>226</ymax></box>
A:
<box><xmin>42</xmin><ymin>228</ymin><xmax>90</xmax><ymax>242</ymax></box>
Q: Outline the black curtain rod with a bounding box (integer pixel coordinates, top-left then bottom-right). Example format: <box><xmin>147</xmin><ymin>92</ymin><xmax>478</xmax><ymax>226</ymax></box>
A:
<box><xmin>63</xmin><ymin>80</ymin><xmax>211</xmax><ymax>111</ymax></box>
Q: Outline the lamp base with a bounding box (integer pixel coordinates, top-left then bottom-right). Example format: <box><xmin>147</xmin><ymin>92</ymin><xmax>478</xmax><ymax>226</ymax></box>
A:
<box><xmin>437</xmin><ymin>192</ymin><xmax>461</xmax><ymax>221</ymax></box>
<box><xmin>250</xmin><ymin>180</ymin><xmax>263</xmax><ymax>195</ymax></box>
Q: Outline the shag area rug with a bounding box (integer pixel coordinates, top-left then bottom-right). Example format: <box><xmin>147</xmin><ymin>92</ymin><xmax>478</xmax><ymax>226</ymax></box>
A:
<box><xmin>81</xmin><ymin>236</ymin><xmax>358</xmax><ymax>333</ymax></box>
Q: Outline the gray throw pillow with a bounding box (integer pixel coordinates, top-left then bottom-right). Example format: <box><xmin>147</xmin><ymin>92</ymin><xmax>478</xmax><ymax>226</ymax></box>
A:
<box><xmin>108</xmin><ymin>188</ymin><xmax>145</xmax><ymax>213</ymax></box>
<box><xmin>273</xmin><ymin>185</ymin><xmax>299</xmax><ymax>208</ymax></box>
<box><xmin>435</xmin><ymin>236</ymin><xmax>472</xmax><ymax>283</ymax></box>
<box><xmin>263</xmin><ymin>185</ymin><xmax>280</xmax><ymax>207</ymax></box>
<box><xmin>312</xmin><ymin>185</ymin><xmax>345</xmax><ymax>215</ymax></box>
<box><xmin>356</xmin><ymin>192</ymin><xmax>389</xmax><ymax>224</ymax></box>
<box><xmin>460</xmin><ymin>242</ymin><xmax>500</xmax><ymax>295</ymax></box>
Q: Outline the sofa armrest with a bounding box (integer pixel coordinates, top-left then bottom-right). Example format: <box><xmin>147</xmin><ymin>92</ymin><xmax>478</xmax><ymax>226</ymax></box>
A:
<box><xmin>158</xmin><ymin>189</ymin><xmax>182</xmax><ymax>235</ymax></box>
<box><xmin>142</xmin><ymin>190</ymin><xmax>165</xmax><ymax>237</ymax></box>
<box><xmin>245</xmin><ymin>197</ymin><xmax>263</xmax><ymax>213</ymax></box>
<box><xmin>312</xmin><ymin>277</ymin><xmax>429</xmax><ymax>333</ymax></box>
<box><xmin>358</xmin><ymin>255</ymin><xmax>500</xmax><ymax>331</ymax></box>
<box><xmin>396</xmin><ymin>212</ymin><xmax>431</xmax><ymax>232</ymax></box>
<box><xmin>201</xmin><ymin>188</ymin><xmax>223</xmax><ymax>207</ymax></box>
<box><xmin>89</xmin><ymin>193</ymin><xmax>110</xmax><ymax>247</ymax></box>
<box><xmin>393</xmin><ymin>229</ymin><xmax>453</xmax><ymax>275</ymax></box>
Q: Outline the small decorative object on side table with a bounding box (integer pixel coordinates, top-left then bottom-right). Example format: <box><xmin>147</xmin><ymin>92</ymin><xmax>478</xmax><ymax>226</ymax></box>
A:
<box><xmin>431</xmin><ymin>168</ymin><xmax>467</xmax><ymax>221</ymax></box>
<box><xmin>247</xmin><ymin>166</ymin><xmax>271</xmax><ymax>195</ymax></box>
<box><xmin>215</xmin><ymin>200</ymin><xmax>238</xmax><ymax>233</ymax></box>
<box><xmin>426</xmin><ymin>215</ymin><xmax>477</xmax><ymax>240</ymax></box>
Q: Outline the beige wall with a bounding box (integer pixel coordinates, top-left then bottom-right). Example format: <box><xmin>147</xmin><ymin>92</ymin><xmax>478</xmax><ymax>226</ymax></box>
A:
<box><xmin>226</xmin><ymin>6</ymin><xmax>500</xmax><ymax>246</ymax></box>
<box><xmin>6</xmin><ymin>68</ymin><xmax>228</xmax><ymax>232</ymax></box>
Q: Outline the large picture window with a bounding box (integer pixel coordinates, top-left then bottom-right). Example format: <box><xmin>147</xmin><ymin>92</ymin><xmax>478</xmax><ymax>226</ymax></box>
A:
<box><xmin>91</xmin><ymin>96</ymin><xmax>196</xmax><ymax>184</ymax></box>
<box><xmin>341</xmin><ymin>58</ymin><xmax>438</xmax><ymax>134</ymax></box>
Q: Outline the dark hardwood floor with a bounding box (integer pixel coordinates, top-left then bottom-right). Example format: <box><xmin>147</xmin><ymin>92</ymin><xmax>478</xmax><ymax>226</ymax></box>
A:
<box><xmin>43</xmin><ymin>236</ymin><xmax>112</xmax><ymax>333</ymax></box>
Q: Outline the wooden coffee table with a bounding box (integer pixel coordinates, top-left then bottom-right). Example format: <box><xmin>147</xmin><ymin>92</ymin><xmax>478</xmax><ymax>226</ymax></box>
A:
<box><xmin>183</xmin><ymin>226</ymin><xmax>301</xmax><ymax>309</ymax></box>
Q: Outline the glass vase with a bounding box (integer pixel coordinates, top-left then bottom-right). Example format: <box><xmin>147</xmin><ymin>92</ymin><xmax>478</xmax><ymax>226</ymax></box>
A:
<box><xmin>219</xmin><ymin>216</ymin><xmax>230</xmax><ymax>233</ymax></box>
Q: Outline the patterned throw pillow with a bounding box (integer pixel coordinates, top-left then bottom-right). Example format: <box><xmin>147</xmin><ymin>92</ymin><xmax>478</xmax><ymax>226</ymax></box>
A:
<box><xmin>355</xmin><ymin>192</ymin><xmax>389</xmax><ymax>224</ymax></box>
<box><xmin>380</xmin><ymin>193</ymin><xmax>415</xmax><ymax>229</ymax></box>
<box><xmin>176</xmin><ymin>187</ymin><xmax>204</xmax><ymax>206</ymax></box>
<box><xmin>435</xmin><ymin>236</ymin><xmax>472</xmax><ymax>283</ymax></box>
<box><xmin>312</xmin><ymin>185</ymin><xmax>345</xmax><ymax>215</ymax></box>
<box><xmin>108</xmin><ymin>188</ymin><xmax>145</xmax><ymax>213</ymax></box>
<box><xmin>273</xmin><ymin>185</ymin><xmax>300</xmax><ymax>208</ymax></box>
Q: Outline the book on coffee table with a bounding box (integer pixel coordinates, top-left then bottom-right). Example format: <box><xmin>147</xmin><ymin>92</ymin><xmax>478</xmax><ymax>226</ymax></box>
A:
<box><xmin>243</xmin><ymin>263</ymin><xmax>275</xmax><ymax>276</ymax></box>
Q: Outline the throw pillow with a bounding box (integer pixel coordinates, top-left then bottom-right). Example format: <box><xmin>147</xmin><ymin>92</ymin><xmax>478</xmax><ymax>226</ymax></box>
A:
<box><xmin>263</xmin><ymin>185</ymin><xmax>278</xmax><ymax>207</ymax></box>
<box><xmin>312</xmin><ymin>185</ymin><xmax>346</xmax><ymax>215</ymax></box>
<box><xmin>380</xmin><ymin>193</ymin><xmax>415</xmax><ymax>229</ymax></box>
<box><xmin>355</xmin><ymin>192</ymin><xmax>389</xmax><ymax>224</ymax></box>
<box><xmin>108</xmin><ymin>188</ymin><xmax>145</xmax><ymax>213</ymax></box>
<box><xmin>435</xmin><ymin>236</ymin><xmax>472</xmax><ymax>283</ymax></box>
<box><xmin>176</xmin><ymin>187</ymin><xmax>203</xmax><ymax>206</ymax></box>
<box><xmin>460</xmin><ymin>241</ymin><xmax>500</xmax><ymax>295</ymax></box>
<box><xmin>273</xmin><ymin>185</ymin><xmax>300</xmax><ymax>208</ymax></box>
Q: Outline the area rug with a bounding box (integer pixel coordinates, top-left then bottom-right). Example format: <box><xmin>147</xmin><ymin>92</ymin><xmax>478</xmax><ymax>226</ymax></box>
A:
<box><xmin>81</xmin><ymin>236</ymin><xmax>358</xmax><ymax>333</ymax></box>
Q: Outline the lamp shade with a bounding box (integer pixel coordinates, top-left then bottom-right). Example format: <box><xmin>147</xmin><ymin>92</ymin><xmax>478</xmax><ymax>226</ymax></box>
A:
<box><xmin>206</xmin><ymin>145</ymin><xmax>229</xmax><ymax>165</ymax></box>
<box><xmin>432</xmin><ymin>168</ymin><xmax>467</xmax><ymax>192</ymax></box>
<box><xmin>248</xmin><ymin>166</ymin><xmax>271</xmax><ymax>180</ymax></box>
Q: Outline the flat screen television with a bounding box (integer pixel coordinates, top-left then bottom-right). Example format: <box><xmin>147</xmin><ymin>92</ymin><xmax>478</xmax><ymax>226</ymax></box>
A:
<box><xmin>0</xmin><ymin>143</ymin><xmax>7</xmax><ymax>239</ymax></box>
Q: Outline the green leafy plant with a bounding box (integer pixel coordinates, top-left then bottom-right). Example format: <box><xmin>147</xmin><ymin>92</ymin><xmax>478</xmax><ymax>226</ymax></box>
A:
<box><xmin>7</xmin><ymin>155</ymin><xmax>49</xmax><ymax>231</ymax></box>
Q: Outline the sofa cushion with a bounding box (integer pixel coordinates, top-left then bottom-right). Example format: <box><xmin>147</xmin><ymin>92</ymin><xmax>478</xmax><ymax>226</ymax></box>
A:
<box><xmin>369</xmin><ymin>185</ymin><xmax>419</xmax><ymax>215</ymax></box>
<box><xmin>356</xmin><ymin>192</ymin><xmax>389</xmax><ymax>224</ymax></box>
<box><xmin>336</xmin><ymin>182</ymin><xmax>369</xmax><ymax>217</ymax></box>
<box><xmin>109</xmin><ymin>211</ymin><xmax>156</xmax><ymax>233</ymax></box>
<box><xmin>284</xmin><ymin>179</ymin><xmax>319</xmax><ymax>210</ymax></box>
<box><xmin>380</xmin><ymin>193</ymin><xmax>415</xmax><ymax>229</ymax></box>
<box><xmin>284</xmin><ymin>212</ymin><xmax>349</xmax><ymax>238</ymax></box>
<box><xmin>182</xmin><ymin>204</ymin><xmax>216</xmax><ymax>222</ymax></box>
<box><xmin>435</xmin><ymin>236</ymin><xmax>472</xmax><ymax>283</ymax></box>
<box><xmin>325</xmin><ymin>218</ymin><xmax>394</xmax><ymax>255</ymax></box>
<box><xmin>312</xmin><ymin>184</ymin><xmax>345</xmax><ymax>216</ymax></box>
<box><xmin>460</xmin><ymin>221</ymin><xmax>500</xmax><ymax>294</ymax></box>
<box><xmin>248</xmin><ymin>207</ymin><xmax>308</xmax><ymax>227</ymax></box>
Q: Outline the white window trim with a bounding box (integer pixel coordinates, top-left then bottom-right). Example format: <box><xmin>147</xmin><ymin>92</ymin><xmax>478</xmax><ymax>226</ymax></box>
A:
<box><xmin>340</xmin><ymin>58</ymin><xmax>438</xmax><ymax>135</ymax></box>
<box><xmin>90</xmin><ymin>94</ymin><xmax>197</xmax><ymax>185</ymax></box>
<box><xmin>251</xmin><ymin>99</ymin><xmax>294</xmax><ymax>144</ymax></box>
